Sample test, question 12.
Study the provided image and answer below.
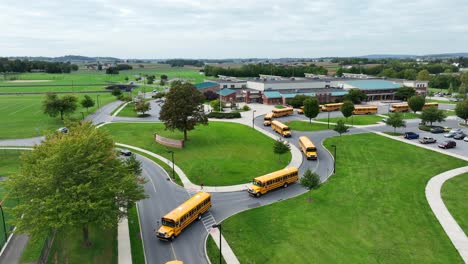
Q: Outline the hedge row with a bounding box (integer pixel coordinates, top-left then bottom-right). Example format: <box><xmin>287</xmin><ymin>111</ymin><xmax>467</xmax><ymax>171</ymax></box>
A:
<box><xmin>207</xmin><ymin>112</ymin><xmax>241</xmax><ymax>119</ymax></box>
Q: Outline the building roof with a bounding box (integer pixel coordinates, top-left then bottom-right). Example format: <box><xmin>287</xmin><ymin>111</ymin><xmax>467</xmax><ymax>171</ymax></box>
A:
<box><xmin>344</xmin><ymin>80</ymin><xmax>401</xmax><ymax>90</ymax></box>
<box><xmin>263</xmin><ymin>91</ymin><xmax>283</xmax><ymax>99</ymax></box>
<box><xmin>331</xmin><ymin>91</ymin><xmax>348</xmax><ymax>96</ymax></box>
<box><xmin>281</xmin><ymin>92</ymin><xmax>316</xmax><ymax>98</ymax></box>
<box><xmin>195</xmin><ymin>81</ymin><xmax>219</xmax><ymax>90</ymax></box>
<box><xmin>218</xmin><ymin>88</ymin><xmax>236</xmax><ymax>96</ymax></box>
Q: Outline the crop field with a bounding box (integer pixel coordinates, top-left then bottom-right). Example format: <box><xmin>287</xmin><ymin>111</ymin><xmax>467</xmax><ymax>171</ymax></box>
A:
<box><xmin>0</xmin><ymin>93</ymin><xmax>115</xmax><ymax>139</ymax></box>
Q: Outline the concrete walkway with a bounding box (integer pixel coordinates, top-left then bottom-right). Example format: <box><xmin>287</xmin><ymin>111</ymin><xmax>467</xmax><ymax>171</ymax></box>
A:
<box><xmin>425</xmin><ymin>166</ymin><xmax>468</xmax><ymax>263</ymax></box>
<box><xmin>210</xmin><ymin>228</ymin><xmax>240</xmax><ymax>264</ymax></box>
<box><xmin>118</xmin><ymin>217</ymin><xmax>132</xmax><ymax>264</ymax></box>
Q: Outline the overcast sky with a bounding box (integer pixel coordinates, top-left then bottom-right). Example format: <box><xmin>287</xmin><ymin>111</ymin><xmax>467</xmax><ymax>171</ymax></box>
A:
<box><xmin>1</xmin><ymin>0</ymin><xmax>467</xmax><ymax>59</ymax></box>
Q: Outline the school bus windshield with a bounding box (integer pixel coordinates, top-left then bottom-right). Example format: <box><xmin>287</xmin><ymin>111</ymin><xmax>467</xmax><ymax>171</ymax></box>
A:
<box><xmin>161</xmin><ymin>218</ymin><xmax>175</xmax><ymax>227</ymax></box>
<box><xmin>252</xmin><ymin>180</ymin><xmax>263</xmax><ymax>186</ymax></box>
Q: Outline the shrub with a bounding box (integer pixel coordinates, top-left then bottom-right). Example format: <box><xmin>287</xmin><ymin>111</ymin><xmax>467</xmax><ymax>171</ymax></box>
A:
<box><xmin>418</xmin><ymin>125</ymin><xmax>431</xmax><ymax>131</ymax></box>
<box><xmin>206</xmin><ymin>112</ymin><xmax>241</xmax><ymax>119</ymax></box>
<box><xmin>242</xmin><ymin>105</ymin><xmax>250</xmax><ymax>111</ymax></box>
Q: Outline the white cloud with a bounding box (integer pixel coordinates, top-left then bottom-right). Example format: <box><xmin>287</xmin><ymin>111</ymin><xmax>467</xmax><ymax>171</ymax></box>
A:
<box><xmin>0</xmin><ymin>0</ymin><xmax>467</xmax><ymax>58</ymax></box>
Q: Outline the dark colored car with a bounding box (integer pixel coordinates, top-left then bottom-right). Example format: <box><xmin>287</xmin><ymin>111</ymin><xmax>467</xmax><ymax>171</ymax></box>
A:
<box><xmin>404</xmin><ymin>132</ymin><xmax>419</xmax><ymax>139</ymax></box>
<box><xmin>430</xmin><ymin>127</ymin><xmax>444</xmax><ymax>134</ymax></box>
<box><xmin>120</xmin><ymin>149</ymin><xmax>132</xmax><ymax>156</ymax></box>
<box><xmin>453</xmin><ymin>133</ymin><xmax>466</xmax><ymax>140</ymax></box>
<box><xmin>438</xmin><ymin>140</ymin><xmax>456</xmax><ymax>149</ymax></box>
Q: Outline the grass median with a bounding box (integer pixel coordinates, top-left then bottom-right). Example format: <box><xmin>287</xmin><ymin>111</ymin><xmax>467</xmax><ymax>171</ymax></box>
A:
<box><xmin>218</xmin><ymin>133</ymin><xmax>466</xmax><ymax>263</ymax></box>
<box><xmin>442</xmin><ymin>172</ymin><xmax>468</xmax><ymax>234</ymax></box>
<box><xmin>103</xmin><ymin>122</ymin><xmax>291</xmax><ymax>186</ymax></box>
<box><xmin>316</xmin><ymin>115</ymin><xmax>383</xmax><ymax>125</ymax></box>
<box><xmin>284</xmin><ymin>121</ymin><xmax>331</xmax><ymax>131</ymax></box>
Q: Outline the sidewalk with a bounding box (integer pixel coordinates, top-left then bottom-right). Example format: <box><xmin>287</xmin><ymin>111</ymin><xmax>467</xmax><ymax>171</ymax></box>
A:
<box><xmin>118</xmin><ymin>217</ymin><xmax>132</xmax><ymax>264</ymax></box>
<box><xmin>425</xmin><ymin>166</ymin><xmax>468</xmax><ymax>263</ymax></box>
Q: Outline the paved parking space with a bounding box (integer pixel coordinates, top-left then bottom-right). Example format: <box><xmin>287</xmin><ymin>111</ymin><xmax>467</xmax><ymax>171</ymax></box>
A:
<box><xmin>408</xmin><ymin>130</ymin><xmax>468</xmax><ymax>157</ymax></box>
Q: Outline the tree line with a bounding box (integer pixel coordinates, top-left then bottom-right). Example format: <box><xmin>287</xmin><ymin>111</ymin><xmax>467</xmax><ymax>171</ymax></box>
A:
<box><xmin>0</xmin><ymin>58</ymin><xmax>78</xmax><ymax>74</ymax></box>
<box><xmin>164</xmin><ymin>59</ymin><xmax>204</xmax><ymax>67</ymax></box>
<box><xmin>204</xmin><ymin>63</ymin><xmax>328</xmax><ymax>77</ymax></box>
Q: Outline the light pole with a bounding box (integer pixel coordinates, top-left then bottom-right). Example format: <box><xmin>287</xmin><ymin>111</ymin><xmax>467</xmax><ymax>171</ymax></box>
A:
<box><xmin>252</xmin><ymin>110</ymin><xmax>256</xmax><ymax>128</ymax></box>
<box><xmin>0</xmin><ymin>204</ymin><xmax>8</xmax><ymax>243</ymax></box>
<box><xmin>327</xmin><ymin>111</ymin><xmax>330</xmax><ymax>129</ymax></box>
<box><xmin>80</xmin><ymin>111</ymin><xmax>85</xmax><ymax>121</ymax></box>
<box><xmin>212</xmin><ymin>223</ymin><xmax>222</xmax><ymax>264</ymax></box>
<box><xmin>167</xmin><ymin>150</ymin><xmax>175</xmax><ymax>180</ymax></box>
<box><xmin>96</xmin><ymin>94</ymin><xmax>101</xmax><ymax>109</ymax></box>
<box><xmin>331</xmin><ymin>145</ymin><xmax>336</xmax><ymax>174</ymax></box>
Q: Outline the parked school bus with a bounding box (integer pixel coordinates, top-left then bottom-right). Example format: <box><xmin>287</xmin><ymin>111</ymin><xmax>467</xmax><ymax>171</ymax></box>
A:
<box><xmin>166</xmin><ymin>261</ymin><xmax>183</xmax><ymax>264</ymax></box>
<box><xmin>248</xmin><ymin>167</ymin><xmax>299</xmax><ymax>197</ymax></box>
<box><xmin>297</xmin><ymin>106</ymin><xmax>304</xmax><ymax>114</ymax></box>
<box><xmin>321</xmin><ymin>103</ymin><xmax>343</xmax><ymax>112</ymax></box>
<box><xmin>272</xmin><ymin>107</ymin><xmax>294</xmax><ymax>118</ymax></box>
<box><xmin>390</xmin><ymin>103</ymin><xmax>409</xmax><ymax>112</ymax></box>
<box><xmin>156</xmin><ymin>192</ymin><xmax>211</xmax><ymax>241</ymax></box>
<box><xmin>422</xmin><ymin>102</ymin><xmax>439</xmax><ymax>109</ymax></box>
<box><xmin>264</xmin><ymin>112</ymin><xmax>273</xmax><ymax>126</ymax></box>
<box><xmin>298</xmin><ymin>136</ymin><xmax>317</xmax><ymax>160</ymax></box>
<box><xmin>353</xmin><ymin>106</ymin><xmax>378</xmax><ymax>115</ymax></box>
<box><xmin>271</xmin><ymin>120</ymin><xmax>291</xmax><ymax>137</ymax></box>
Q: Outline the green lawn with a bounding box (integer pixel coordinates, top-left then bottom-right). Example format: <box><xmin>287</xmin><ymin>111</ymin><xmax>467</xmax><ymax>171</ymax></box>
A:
<box><xmin>316</xmin><ymin>115</ymin><xmax>383</xmax><ymax>125</ymax></box>
<box><xmin>207</xmin><ymin>236</ymin><xmax>226</xmax><ymax>264</ymax></box>
<box><xmin>117</xmin><ymin>103</ymin><xmax>139</xmax><ymax>117</ymax></box>
<box><xmin>0</xmin><ymin>85</ymin><xmax>109</xmax><ymax>93</ymax></box>
<box><xmin>47</xmin><ymin>225</ymin><xmax>117</xmax><ymax>264</ymax></box>
<box><xmin>102</xmin><ymin>122</ymin><xmax>291</xmax><ymax>186</ymax></box>
<box><xmin>20</xmin><ymin>236</ymin><xmax>45</xmax><ymax>263</ymax></box>
<box><xmin>284</xmin><ymin>121</ymin><xmax>332</xmax><ymax>131</ymax></box>
<box><xmin>383</xmin><ymin>112</ymin><xmax>421</xmax><ymax>119</ymax></box>
<box><xmin>442</xmin><ymin>173</ymin><xmax>468</xmax><ymax>234</ymax></box>
<box><xmin>0</xmin><ymin>93</ymin><xmax>116</xmax><ymax>139</ymax></box>
<box><xmin>218</xmin><ymin>133</ymin><xmax>467</xmax><ymax>263</ymax></box>
<box><xmin>274</xmin><ymin>105</ymin><xmax>285</xmax><ymax>109</ymax></box>
<box><xmin>128</xmin><ymin>205</ymin><xmax>145</xmax><ymax>264</ymax></box>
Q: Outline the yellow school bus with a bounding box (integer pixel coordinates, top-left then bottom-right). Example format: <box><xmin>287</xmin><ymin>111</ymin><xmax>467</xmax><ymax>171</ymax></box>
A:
<box><xmin>297</xmin><ymin>106</ymin><xmax>304</xmax><ymax>114</ymax></box>
<box><xmin>166</xmin><ymin>261</ymin><xmax>183</xmax><ymax>264</ymax></box>
<box><xmin>298</xmin><ymin>136</ymin><xmax>317</xmax><ymax>160</ymax></box>
<box><xmin>248</xmin><ymin>167</ymin><xmax>299</xmax><ymax>197</ymax></box>
<box><xmin>390</xmin><ymin>103</ymin><xmax>409</xmax><ymax>112</ymax></box>
<box><xmin>352</xmin><ymin>106</ymin><xmax>378</xmax><ymax>115</ymax></box>
<box><xmin>271</xmin><ymin>120</ymin><xmax>291</xmax><ymax>137</ymax></box>
<box><xmin>156</xmin><ymin>192</ymin><xmax>211</xmax><ymax>241</ymax></box>
<box><xmin>422</xmin><ymin>102</ymin><xmax>439</xmax><ymax>110</ymax></box>
<box><xmin>263</xmin><ymin>112</ymin><xmax>273</xmax><ymax>126</ymax></box>
<box><xmin>321</xmin><ymin>103</ymin><xmax>343</xmax><ymax>112</ymax></box>
<box><xmin>272</xmin><ymin>107</ymin><xmax>294</xmax><ymax>118</ymax></box>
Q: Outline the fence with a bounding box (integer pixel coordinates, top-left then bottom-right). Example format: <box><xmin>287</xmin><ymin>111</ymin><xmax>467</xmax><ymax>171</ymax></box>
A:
<box><xmin>36</xmin><ymin>230</ymin><xmax>57</xmax><ymax>264</ymax></box>
<box><xmin>154</xmin><ymin>134</ymin><xmax>184</xmax><ymax>149</ymax></box>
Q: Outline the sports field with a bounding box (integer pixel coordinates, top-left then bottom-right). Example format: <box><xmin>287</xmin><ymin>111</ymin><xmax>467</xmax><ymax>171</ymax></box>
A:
<box><xmin>0</xmin><ymin>93</ymin><xmax>115</xmax><ymax>139</ymax></box>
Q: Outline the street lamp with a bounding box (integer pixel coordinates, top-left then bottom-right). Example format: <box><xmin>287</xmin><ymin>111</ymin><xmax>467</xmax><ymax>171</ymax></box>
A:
<box><xmin>80</xmin><ymin>111</ymin><xmax>85</xmax><ymax>121</ymax></box>
<box><xmin>212</xmin><ymin>223</ymin><xmax>222</xmax><ymax>264</ymax></box>
<box><xmin>331</xmin><ymin>145</ymin><xmax>336</xmax><ymax>174</ymax></box>
<box><xmin>96</xmin><ymin>94</ymin><xmax>101</xmax><ymax>109</ymax></box>
<box><xmin>327</xmin><ymin>111</ymin><xmax>330</xmax><ymax>129</ymax></box>
<box><xmin>0</xmin><ymin>204</ymin><xmax>8</xmax><ymax>243</ymax></box>
<box><xmin>252</xmin><ymin>110</ymin><xmax>256</xmax><ymax>128</ymax></box>
<box><xmin>167</xmin><ymin>149</ymin><xmax>175</xmax><ymax>180</ymax></box>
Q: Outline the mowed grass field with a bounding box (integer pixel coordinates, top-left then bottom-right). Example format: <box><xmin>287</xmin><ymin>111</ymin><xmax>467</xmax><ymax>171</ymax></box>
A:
<box><xmin>284</xmin><ymin>121</ymin><xmax>331</xmax><ymax>131</ymax></box>
<box><xmin>442</xmin><ymin>172</ymin><xmax>468</xmax><ymax>234</ymax></box>
<box><xmin>316</xmin><ymin>115</ymin><xmax>383</xmax><ymax>125</ymax></box>
<box><xmin>217</xmin><ymin>133</ymin><xmax>467</xmax><ymax>263</ymax></box>
<box><xmin>102</xmin><ymin>122</ymin><xmax>291</xmax><ymax>186</ymax></box>
<box><xmin>0</xmin><ymin>93</ymin><xmax>115</xmax><ymax>139</ymax></box>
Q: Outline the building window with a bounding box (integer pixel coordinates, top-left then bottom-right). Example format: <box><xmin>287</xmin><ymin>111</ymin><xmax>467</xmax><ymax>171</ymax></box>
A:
<box><xmin>231</xmin><ymin>85</ymin><xmax>235</xmax><ymax>88</ymax></box>
<box><xmin>223</xmin><ymin>85</ymin><xmax>227</xmax><ymax>88</ymax></box>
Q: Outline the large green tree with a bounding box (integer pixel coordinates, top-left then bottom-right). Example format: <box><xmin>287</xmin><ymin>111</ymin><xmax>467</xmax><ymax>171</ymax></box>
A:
<box><xmin>159</xmin><ymin>81</ymin><xmax>208</xmax><ymax>140</ymax></box>
<box><xmin>288</xmin><ymin>95</ymin><xmax>311</xmax><ymax>108</ymax></box>
<box><xmin>455</xmin><ymin>99</ymin><xmax>468</xmax><ymax>124</ymax></box>
<box><xmin>80</xmin><ymin>95</ymin><xmax>95</xmax><ymax>113</ymax></box>
<box><xmin>135</xmin><ymin>101</ymin><xmax>151</xmax><ymax>115</ymax></box>
<box><xmin>7</xmin><ymin>122</ymin><xmax>146</xmax><ymax>246</ymax></box>
<box><xmin>395</xmin><ymin>87</ymin><xmax>416</xmax><ymax>101</ymax></box>
<box><xmin>42</xmin><ymin>93</ymin><xmax>78</xmax><ymax>120</ymax></box>
<box><xmin>416</xmin><ymin>69</ymin><xmax>431</xmax><ymax>81</ymax></box>
<box><xmin>385</xmin><ymin>113</ymin><xmax>406</xmax><ymax>133</ymax></box>
<box><xmin>343</xmin><ymin>89</ymin><xmax>367</xmax><ymax>104</ymax></box>
<box><xmin>303</xmin><ymin>98</ymin><xmax>320</xmax><ymax>123</ymax></box>
<box><xmin>340</xmin><ymin>101</ymin><xmax>355</xmax><ymax>120</ymax></box>
<box><xmin>421</xmin><ymin>107</ymin><xmax>446</xmax><ymax>126</ymax></box>
<box><xmin>408</xmin><ymin>95</ymin><xmax>425</xmax><ymax>113</ymax></box>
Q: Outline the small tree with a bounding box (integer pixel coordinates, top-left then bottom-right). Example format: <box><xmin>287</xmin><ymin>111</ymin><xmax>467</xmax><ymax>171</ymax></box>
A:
<box><xmin>80</xmin><ymin>95</ymin><xmax>95</xmax><ymax>113</ymax></box>
<box><xmin>303</xmin><ymin>98</ymin><xmax>320</xmax><ymax>123</ymax></box>
<box><xmin>421</xmin><ymin>107</ymin><xmax>446</xmax><ymax>126</ymax></box>
<box><xmin>106</xmin><ymin>67</ymin><xmax>119</xmax><ymax>74</ymax></box>
<box><xmin>408</xmin><ymin>95</ymin><xmax>425</xmax><ymax>113</ymax></box>
<box><xmin>343</xmin><ymin>89</ymin><xmax>367</xmax><ymax>104</ymax></box>
<box><xmin>112</xmin><ymin>88</ymin><xmax>122</xmax><ymax>97</ymax></box>
<box><xmin>134</xmin><ymin>101</ymin><xmax>151</xmax><ymax>115</ymax></box>
<box><xmin>210</xmin><ymin>99</ymin><xmax>224</xmax><ymax>112</ymax></box>
<box><xmin>160</xmin><ymin>74</ymin><xmax>168</xmax><ymax>81</ymax></box>
<box><xmin>333</xmin><ymin>120</ymin><xmax>349</xmax><ymax>136</ymax></box>
<box><xmin>273</xmin><ymin>138</ymin><xmax>290</xmax><ymax>162</ymax></box>
<box><xmin>395</xmin><ymin>87</ymin><xmax>416</xmax><ymax>101</ymax></box>
<box><xmin>340</xmin><ymin>101</ymin><xmax>355</xmax><ymax>121</ymax></box>
<box><xmin>300</xmin><ymin>169</ymin><xmax>320</xmax><ymax>190</ymax></box>
<box><xmin>455</xmin><ymin>99</ymin><xmax>468</xmax><ymax>124</ymax></box>
<box><xmin>43</xmin><ymin>93</ymin><xmax>78</xmax><ymax>120</ymax></box>
<box><xmin>385</xmin><ymin>113</ymin><xmax>406</xmax><ymax>133</ymax></box>
<box><xmin>203</xmin><ymin>90</ymin><xmax>218</xmax><ymax>101</ymax></box>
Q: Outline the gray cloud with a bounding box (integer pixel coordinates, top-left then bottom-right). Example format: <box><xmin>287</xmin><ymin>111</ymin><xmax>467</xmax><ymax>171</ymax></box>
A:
<box><xmin>0</xmin><ymin>0</ymin><xmax>467</xmax><ymax>58</ymax></box>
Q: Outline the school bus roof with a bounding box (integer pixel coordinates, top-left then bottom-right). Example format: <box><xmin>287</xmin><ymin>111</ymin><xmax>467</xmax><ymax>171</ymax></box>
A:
<box><xmin>265</xmin><ymin>112</ymin><xmax>273</xmax><ymax>118</ymax></box>
<box><xmin>163</xmin><ymin>192</ymin><xmax>211</xmax><ymax>221</ymax></box>
<box><xmin>272</xmin><ymin>107</ymin><xmax>293</xmax><ymax>113</ymax></box>
<box><xmin>299</xmin><ymin>136</ymin><xmax>315</xmax><ymax>148</ymax></box>
<box><xmin>271</xmin><ymin>120</ymin><xmax>289</xmax><ymax>129</ymax></box>
<box><xmin>391</xmin><ymin>103</ymin><xmax>408</xmax><ymax>107</ymax></box>
<box><xmin>254</xmin><ymin>167</ymin><xmax>298</xmax><ymax>182</ymax></box>
<box><xmin>354</xmin><ymin>106</ymin><xmax>378</xmax><ymax>109</ymax></box>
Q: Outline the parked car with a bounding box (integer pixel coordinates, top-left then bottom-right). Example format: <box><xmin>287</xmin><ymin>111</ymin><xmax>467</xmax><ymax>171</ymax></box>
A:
<box><xmin>444</xmin><ymin>130</ymin><xmax>462</xmax><ymax>138</ymax></box>
<box><xmin>419</xmin><ymin>137</ymin><xmax>437</xmax><ymax>144</ymax></box>
<box><xmin>57</xmin><ymin>127</ymin><xmax>68</xmax><ymax>134</ymax></box>
<box><xmin>430</xmin><ymin>127</ymin><xmax>444</xmax><ymax>134</ymax></box>
<box><xmin>438</xmin><ymin>140</ymin><xmax>456</xmax><ymax>149</ymax></box>
<box><xmin>120</xmin><ymin>149</ymin><xmax>132</xmax><ymax>156</ymax></box>
<box><xmin>443</xmin><ymin>127</ymin><xmax>452</xmax><ymax>132</ymax></box>
<box><xmin>453</xmin><ymin>133</ymin><xmax>466</xmax><ymax>140</ymax></box>
<box><xmin>404</xmin><ymin>132</ymin><xmax>419</xmax><ymax>139</ymax></box>
<box><xmin>464</xmin><ymin>137</ymin><xmax>468</xmax><ymax>142</ymax></box>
